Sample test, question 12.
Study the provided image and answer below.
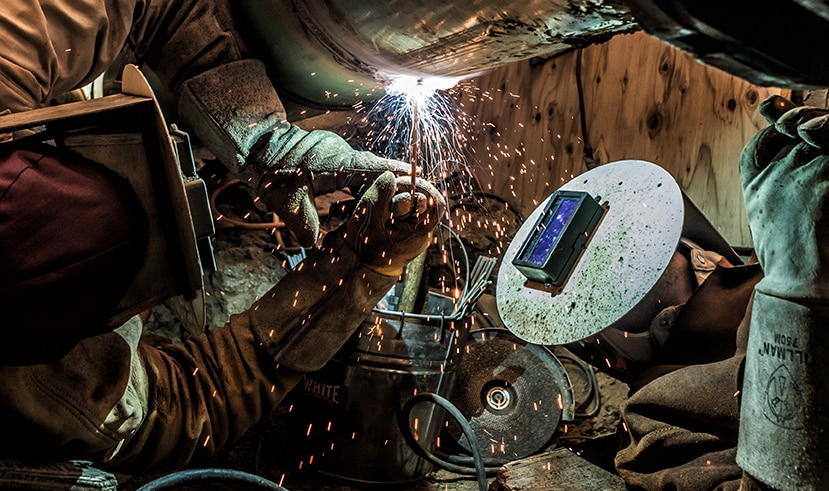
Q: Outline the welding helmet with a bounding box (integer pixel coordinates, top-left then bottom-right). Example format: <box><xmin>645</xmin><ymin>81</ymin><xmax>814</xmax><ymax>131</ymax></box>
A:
<box><xmin>496</xmin><ymin>159</ymin><xmax>742</xmax><ymax>379</ymax></box>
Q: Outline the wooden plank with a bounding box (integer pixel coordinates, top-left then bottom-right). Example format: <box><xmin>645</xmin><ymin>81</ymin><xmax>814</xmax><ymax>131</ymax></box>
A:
<box><xmin>0</xmin><ymin>94</ymin><xmax>147</xmax><ymax>134</ymax></box>
<box><xmin>457</xmin><ymin>31</ymin><xmax>788</xmax><ymax>247</ymax></box>
<box><xmin>492</xmin><ymin>447</ymin><xmax>626</xmax><ymax>491</ymax></box>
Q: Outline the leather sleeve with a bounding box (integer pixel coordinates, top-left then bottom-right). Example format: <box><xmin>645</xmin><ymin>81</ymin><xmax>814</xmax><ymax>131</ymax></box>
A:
<box><xmin>615</xmin><ymin>355</ymin><xmax>745</xmax><ymax>491</ymax></box>
<box><xmin>128</xmin><ymin>0</ymin><xmax>253</xmax><ymax>93</ymax></box>
<box><xmin>0</xmin><ymin>0</ymin><xmax>138</xmax><ymax>111</ymax></box>
<box><xmin>0</xmin><ymin>311</ymin><xmax>287</xmax><ymax>473</ymax></box>
<box><xmin>0</xmin><ymin>246</ymin><xmax>396</xmax><ymax>474</ymax></box>
<box><xmin>0</xmin><ymin>317</ymin><xmax>146</xmax><ymax>464</ymax></box>
<box><xmin>108</xmin><ymin>248</ymin><xmax>398</xmax><ymax>472</ymax></box>
<box><xmin>105</xmin><ymin>311</ymin><xmax>302</xmax><ymax>472</ymax></box>
<box><xmin>0</xmin><ymin>0</ymin><xmax>249</xmax><ymax>111</ymax></box>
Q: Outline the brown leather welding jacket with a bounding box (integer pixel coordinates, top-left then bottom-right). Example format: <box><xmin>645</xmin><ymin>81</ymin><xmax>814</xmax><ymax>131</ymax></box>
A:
<box><xmin>615</xmin><ymin>259</ymin><xmax>763</xmax><ymax>491</ymax></box>
<box><xmin>0</xmin><ymin>0</ymin><xmax>249</xmax><ymax>113</ymax></box>
<box><xmin>0</xmin><ymin>0</ymin><xmax>404</xmax><ymax>473</ymax></box>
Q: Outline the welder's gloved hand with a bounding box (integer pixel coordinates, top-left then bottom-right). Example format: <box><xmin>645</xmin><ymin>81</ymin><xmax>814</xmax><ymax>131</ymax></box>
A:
<box><xmin>740</xmin><ymin>94</ymin><xmax>829</xmax><ymax>302</ymax></box>
<box><xmin>326</xmin><ymin>171</ymin><xmax>446</xmax><ymax>277</ymax></box>
<box><xmin>257</xmin><ymin>130</ymin><xmax>412</xmax><ymax>248</ymax></box>
<box><xmin>245</xmin><ymin>171</ymin><xmax>444</xmax><ymax>374</ymax></box>
<box><xmin>175</xmin><ymin>59</ymin><xmax>411</xmax><ymax>248</ymax></box>
<box><xmin>737</xmin><ymin>95</ymin><xmax>829</xmax><ymax>490</ymax></box>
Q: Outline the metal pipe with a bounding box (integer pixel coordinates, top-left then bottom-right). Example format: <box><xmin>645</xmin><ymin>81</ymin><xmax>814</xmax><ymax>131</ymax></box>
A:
<box><xmin>236</xmin><ymin>0</ymin><xmax>637</xmax><ymax>109</ymax></box>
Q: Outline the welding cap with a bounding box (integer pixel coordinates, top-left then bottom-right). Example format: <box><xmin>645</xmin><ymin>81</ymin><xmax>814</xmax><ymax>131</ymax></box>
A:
<box><xmin>496</xmin><ymin>160</ymin><xmax>741</xmax><ymax>378</ymax></box>
<box><xmin>0</xmin><ymin>144</ymin><xmax>148</xmax><ymax>364</ymax></box>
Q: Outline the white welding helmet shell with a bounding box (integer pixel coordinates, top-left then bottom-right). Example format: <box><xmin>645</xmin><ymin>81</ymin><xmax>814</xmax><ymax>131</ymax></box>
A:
<box><xmin>496</xmin><ymin>160</ymin><xmax>740</xmax><ymax>355</ymax></box>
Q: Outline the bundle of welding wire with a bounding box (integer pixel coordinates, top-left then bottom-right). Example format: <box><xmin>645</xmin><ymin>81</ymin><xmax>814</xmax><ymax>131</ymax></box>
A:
<box><xmin>452</xmin><ymin>256</ymin><xmax>497</xmax><ymax>318</ymax></box>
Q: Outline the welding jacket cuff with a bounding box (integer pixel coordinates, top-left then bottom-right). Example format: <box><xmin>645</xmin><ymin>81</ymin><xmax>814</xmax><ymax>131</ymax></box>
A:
<box><xmin>176</xmin><ymin>59</ymin><xmax>288</xmax><ymax>184</ymax></box>
<box><xmin>177</xmin><ymin>59</ymin><xmax>408</xmax><ymax>187</ymax></box>
<box><xmin>736</xmin><ymin>291</ymin><xmax>829</xmax><ymax>491</ymax></box>
<box><xmin>248</xmin><ymin>244</ymin><xmax>398</xmax><ymax>372</ymax></box>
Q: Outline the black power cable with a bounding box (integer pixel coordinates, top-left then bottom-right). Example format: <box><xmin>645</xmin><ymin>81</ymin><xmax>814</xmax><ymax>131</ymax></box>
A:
<box><xmin>135</xmin><ymin>468</ymin><xmax>288</xmax><ymax>491</ymax></box>
<box><xmin>576</xmin><ymin>48</ymin><xmax>597</xmax><ymax>170</ymax></box>
<box><xmin>398</xmin><ymin>392</ymin><xmax>500</xmax><ymax>491</ymax></box>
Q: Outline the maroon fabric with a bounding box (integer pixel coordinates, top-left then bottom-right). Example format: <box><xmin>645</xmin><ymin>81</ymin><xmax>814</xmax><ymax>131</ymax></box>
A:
<box><xmin>0</xmin><ymin>144</ymin><xmax>147</xmax><ymax>364</ymax></box>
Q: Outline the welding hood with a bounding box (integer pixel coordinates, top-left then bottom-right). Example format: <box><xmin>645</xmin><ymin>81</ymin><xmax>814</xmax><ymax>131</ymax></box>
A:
<box><xmin>496</xmin><ymin>160</ymin><xmax>741</xmax><ymax>375</ymax></box>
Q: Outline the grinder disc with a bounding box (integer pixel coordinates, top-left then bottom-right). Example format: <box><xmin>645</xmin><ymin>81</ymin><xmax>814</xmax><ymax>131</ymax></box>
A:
<box><xmin>447</xmin><ymin>328</ymin><xmax>570</xmax><ymax>462</ymax></box>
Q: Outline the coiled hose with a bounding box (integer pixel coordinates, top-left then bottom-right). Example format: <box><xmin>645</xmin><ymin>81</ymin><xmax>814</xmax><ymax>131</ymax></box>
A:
<box><xmin>398</xmin><ymin>392</ymin><xmax>501</xmax><ymax>491</ymax></box>
<box><xmin>135</xmin><ymin>468</ymin><xmax>288</xmax><ymax>491</ymax></box>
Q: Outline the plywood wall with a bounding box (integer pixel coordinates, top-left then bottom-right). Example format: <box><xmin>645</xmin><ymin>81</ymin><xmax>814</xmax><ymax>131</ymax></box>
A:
<box><xmin>456</xmin><ymin>31</ymin><xmax>788</xmax><ymax>248</ymax></box>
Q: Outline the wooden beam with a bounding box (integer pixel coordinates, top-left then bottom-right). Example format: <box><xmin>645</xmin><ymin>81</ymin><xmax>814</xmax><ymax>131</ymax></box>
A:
<box><xmin>492</xmin><ymin>448</ymin><xmax>627</xmax><ymax>491</ymax></box>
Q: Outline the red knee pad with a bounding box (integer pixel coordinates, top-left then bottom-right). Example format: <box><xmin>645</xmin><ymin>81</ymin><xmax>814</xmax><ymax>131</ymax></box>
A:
<box><xmin>0</xmin><ymin>144</ymin><xmax>148</xmax><ymax>364</ymax></box>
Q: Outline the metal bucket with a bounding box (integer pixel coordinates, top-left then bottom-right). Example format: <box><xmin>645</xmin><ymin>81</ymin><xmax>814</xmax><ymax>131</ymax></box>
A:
<box><xmin>285</xmin><ymin>285</ymin><xmax>472</xmax><ymax>484</ymax></box>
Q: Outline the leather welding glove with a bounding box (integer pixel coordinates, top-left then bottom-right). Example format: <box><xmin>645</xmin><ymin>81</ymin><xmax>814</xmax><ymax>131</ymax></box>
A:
<box><xmin>176</xmin><ymin>59</ymin><xmax>411</xmax><ymax>247</ymax></box>
<box><xmin>329</xmin><ymin>171</ymin><xmax>445</xmax><ymax>276</ymax></box>
<box><xmin>736</xmin><ymin>95</ymin><xmax>829</xmax><ymax>491</ymax></box>
<box><xmin>251</xmin><ymin>171</ymin><xmax>445</xmax><ymax>371</ymax></box>
<box><xmin>740</xmin><ymin>94</ymin><xmax>829</xmax><ymax>301</ymax></box>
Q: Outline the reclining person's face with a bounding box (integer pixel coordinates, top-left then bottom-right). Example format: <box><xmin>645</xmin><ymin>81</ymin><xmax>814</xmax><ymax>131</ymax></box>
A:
<box><xmin>566</xmin><ymin>250</ymin><xmax>699</xmax><ymax>381</ymax></box>
<box><xmin>611</xmin><ymin>251</ymin><xmax>697</xmax><ymax>335</ymax></box>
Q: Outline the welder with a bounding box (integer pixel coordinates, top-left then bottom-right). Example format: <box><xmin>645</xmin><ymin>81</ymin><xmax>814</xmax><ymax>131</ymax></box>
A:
<box><xmin>616</xmin><ymin>95</ymin><xmax>829</xmax><ymax>491</ymax></box>
<box><xmin>0</xmin><ymin>0</ymin><xmax>445</xmax><ymax>474</ymax></box>
<box><xmin>496</xmin><ymin>94</ymin><xmax>829</xmax><ymax>490</ymax></box>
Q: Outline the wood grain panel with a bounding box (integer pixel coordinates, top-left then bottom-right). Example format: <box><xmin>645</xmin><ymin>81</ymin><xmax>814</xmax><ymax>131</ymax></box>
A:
<box><xmin>457</xmin><ymin>31</ymin><xmax>788</xmax><ymax>247</ymax></box>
